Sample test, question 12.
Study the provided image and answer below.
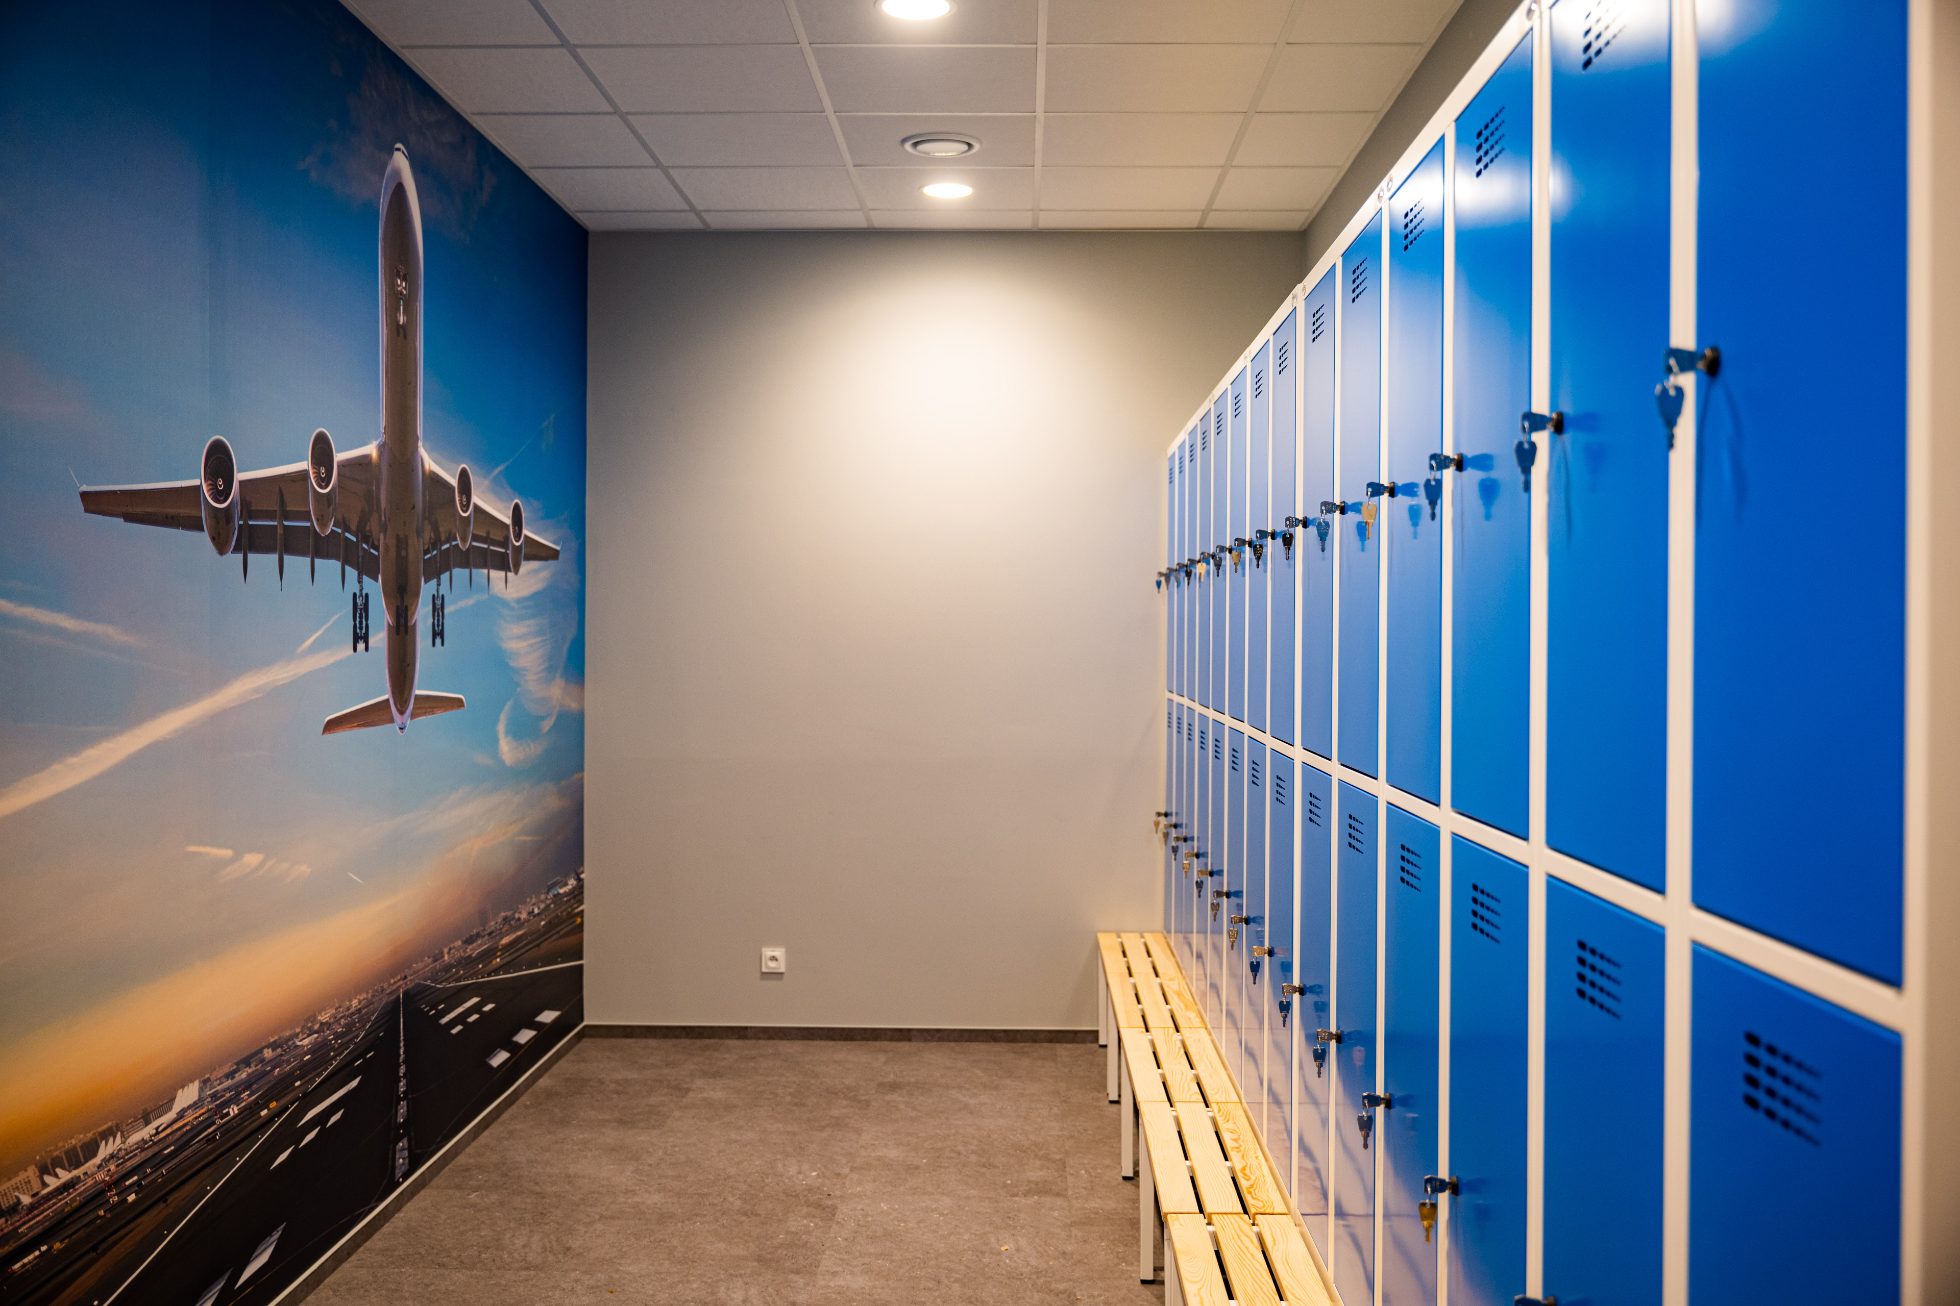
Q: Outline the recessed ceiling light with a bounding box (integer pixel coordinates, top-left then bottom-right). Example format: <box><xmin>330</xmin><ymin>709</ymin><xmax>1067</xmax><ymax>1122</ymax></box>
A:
<box><xmin>921</xmin><ymin>181</ymin><xmax>973</xmax><ymax>200</ymax></box>
<box><xmin>879</xmin><ymin>0</ymin><xmax>952</xmax><ymax>19</ymax></box>
<box><xmin>902</xmin><ymin>132</ymin><xmax>979</xmax><ymax>159</ymax></box>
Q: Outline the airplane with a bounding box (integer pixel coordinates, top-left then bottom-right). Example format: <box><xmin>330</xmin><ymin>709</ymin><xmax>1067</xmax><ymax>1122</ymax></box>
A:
<box><xmin>77</xmin><ymin>146</ymin><xmax>560</xmax><ymax>735</ymax></box>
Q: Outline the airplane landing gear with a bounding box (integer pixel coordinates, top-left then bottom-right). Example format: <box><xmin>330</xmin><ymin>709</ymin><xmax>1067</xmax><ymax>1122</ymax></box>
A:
<box><xmin>351</xmin><ymin>590</ymin><xmax>371</xmax><ymax>653</ymax></box>
<box><xmin>431</xmin><ymin>591</ymin><xmax>446</xmax><ymax>647</ymax></box>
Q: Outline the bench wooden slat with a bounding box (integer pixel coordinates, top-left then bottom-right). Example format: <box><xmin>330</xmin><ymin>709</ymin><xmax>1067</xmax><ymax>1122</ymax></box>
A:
<box><xmin>1136</xmin><ymin>976</ymin><xmax>1177</xmax><ymax>1032</ymax></box>
<box><xmin>1120</xmin><ymin>932</ymin><xmax>1156</xmax><ymax>978</ymax></box>
<box><xmin>1152</xmin><ymin>1030</ymin><xmax>1204</xmax><ymax>1103</ymax></box>
<box><xmin>1120</xmin><ymin>1028</ymin><xmax>1168</xmax><ymax>1104</ymax></box>
<box><xmin>1256</xmin><ymin>1215</ymin><xmax>1337</xmax><ymax>1306</ymax></box>
<box><xmin>1162</xmin><ymin>978</ymin><xmax>1206</xmax><ymax>1032</ymax></box>
<box><xmin>1174</xmin><ymin>1102</ymin><xmax>1243</xmax><ymax>1215</ymax></box>
<box><xmin>1213</xmin><ymin>1101</ymin><xmax>1289</xmax><ymax>1215</ymax></box>
<box><xmin>1141</xmin><ymin>1102</ymin><xmax>1200</xmax><ymax>1214</ymax></box>
<box><xmin>1182</xmin><ymin>1028</ymin><xmax>1240</xmax><ymax>1104</ymax></box>
<box><xmin>1101</xmin><ymin>939</ymin><xmax>1147</xmax><ymax>1031</ymax></box>
<box><xmin>1212</xmin><ymin>1213</ymin><xmax>1282</xmax><ymax>1306</ymax></box>
<box><xmin>1143</xmin><ymin>931</ymin><xmax>1177</xmax><ymax>973</ymax></box>
<box><xmin>1166</xmin><ymin>1215</ymin><xmax>1230</xmax><ymax>1306</ymax></box>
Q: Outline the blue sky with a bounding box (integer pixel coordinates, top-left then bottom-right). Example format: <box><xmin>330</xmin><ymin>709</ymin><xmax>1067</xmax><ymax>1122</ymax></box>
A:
<box><xmin>0</xmin><ymin>0</ymin><xmax>587</xmax><ymax>1161</ymax></box>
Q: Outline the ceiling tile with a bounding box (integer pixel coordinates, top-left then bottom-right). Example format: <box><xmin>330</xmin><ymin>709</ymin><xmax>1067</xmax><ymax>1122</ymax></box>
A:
<box><xmin>1038</xmin><ymin>211</ymin><xmax>1204</xmax><ymax>229</ymax></box>
<box><xmin>1262</xmin><ymin>43</ymin><xmax>1422</xmax><ymax>112</ymax></box>
<box><xmin>1044</xmin><ymin>45</ymin><xmax>1271</xmax><ymax>114</ymax></box>
<box><xmin>1291</xmin><ymin>0</ymin><xmax>1460</xmax><ymax>44</ymax></box>
<box><xmin>632</xmin><ymin>114</ymin><xmax>842</xmax><ymax>167</ymax></box>
<box><xmin>669</xmin><ymin>166</ymin><xmax>861</xmax><ymax>210</ymax></box>
<box><xmin>405</xmin><ymin>47</ymin><xmax>611</xmax><ymax>113</ymax></box>
<box><xmin>539</xmin><ymin>0</ymin><xmax>795</xmax><ymax>44</ymax></box>
<box><xmin>1203</xmin><ymin>210</ymin><xmax>1311</xmax><ymax>230</ymax></box>
<box><xmin>854</xmin><ymin>167</ymin><xmax>1035</xmax><ymax>210</ymax></box>
<box><xmin>815</xmin><ymin>46</ymin><xmax>1036</xmax><ymax>113</ymax></box>
<box><xmin>579</xmin><ymin>211</ymin><xmax>707</xmax><ymax>230</ymax></box>
<box><xmin>702</xmin><ymin>211</ymin><xmax>869</xmax><ymax>229</ymax></box>
<box><xmin>1046</xmin><ymin>0</ymin><xmax>1292</xmax><ymax>44</ymax></box>
<box><xmin>532</xmin><ymin>166</ymin><xmax>687</xmax><ymax>210</ymax></box>
<box><xmin>870</xmin><ymin>210</ymin><xmax>1033</xmax><ymax>230</ymax></box>
<box><xmin>1039</xmin><ymin>166</ymin><xmax>1219</xmax><ymax>210</ymax></box>
<box><xmin>798</xmin><ymin>0</ymin><xmax>1037</xmax><ymax>45</ymax></box>
<box><xmin>1233</xmin><ymin>112</ymin><xmax>1377</xmax><ymax>167</ymax></box>
<box><xmin>343</xmin><ymin>0</ymin><xmax>555</xmax><ymax>46</ymax></box>
<box><xmin>476</xmin><ymin>114</ymin><xmax>649</xmax><ymax>167</ymax></box>
<box><xmin>1042</xmin><ymin>113</ymin><xmax>1241</xmax><ymax>167</ymax></box>
<box><xmin>1213</xmin><ymin>166</ymin><xmax>1339</xmax><ymax>210</ymax></box>
<box><xmin>583</xmin><ymin>45</ymin><xmax>821</xmax><ymax>113</ymax></box>
<box><xmin>837</xmin><ymin>114</ymin><xmax>1036</xmax><ymax>167</ymax></box>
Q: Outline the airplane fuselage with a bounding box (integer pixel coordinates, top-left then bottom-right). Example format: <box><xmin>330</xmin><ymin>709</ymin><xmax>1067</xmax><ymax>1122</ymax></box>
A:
<box><xmin>377</xmin><ymin>147</ymin><xmax>424</xmax><ymax>729</ymax></box>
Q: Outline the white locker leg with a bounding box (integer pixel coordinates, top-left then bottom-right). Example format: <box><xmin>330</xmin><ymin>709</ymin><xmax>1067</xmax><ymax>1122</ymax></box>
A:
<box><xmin>1097</xmin><ymin>960</ymin><xmax>1109</xmax><ymax>1048</ymax></box>
<box><xmin>1105</xmin><ymin>994</ymin><xmax>1120</xmax><ymax>1102</ymax></box>
<box><xmin>1119</xmin><ymin>1044</ymin><xmax>1136</xmax><ymax>1178</ymax></box>
<box><xmin>1138</xmin><ymin>1123</ymin><xmax>1157</xmax><ymax>1282</ymax></box>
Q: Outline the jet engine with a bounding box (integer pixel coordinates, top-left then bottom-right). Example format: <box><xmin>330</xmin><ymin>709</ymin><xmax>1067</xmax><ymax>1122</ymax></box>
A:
<box><xmin>308</xmin><ymin>428</ymin><xmax>337</xmax><ymax>535</ymax></box>
<box><xmin>507</xmin><ymin>497</ymin><xmax>525</xmax><ymax>575</ymax></box>
<box><xmin>200</xmin><ymin>436</ymin><xmax>240</xmax><ymax>556</ymax></box>
<box><xmin>453</xmin><ymin>462</ymin><xmax>475</xmax><ymax>550</ymax></box>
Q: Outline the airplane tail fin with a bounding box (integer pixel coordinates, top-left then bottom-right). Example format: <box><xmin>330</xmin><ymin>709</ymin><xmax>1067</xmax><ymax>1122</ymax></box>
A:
<box><xmin>321</xmin><ymin>690</ymin><xmax>467</xmax><ymax>736</ymax></box>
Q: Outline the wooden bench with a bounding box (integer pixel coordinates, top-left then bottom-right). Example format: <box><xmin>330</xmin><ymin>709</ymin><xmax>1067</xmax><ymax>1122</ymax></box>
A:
<box><xmin>1096</xmin><ymin>931</ymin><xmax>1177</xmax><ymax>1102</ymax></box>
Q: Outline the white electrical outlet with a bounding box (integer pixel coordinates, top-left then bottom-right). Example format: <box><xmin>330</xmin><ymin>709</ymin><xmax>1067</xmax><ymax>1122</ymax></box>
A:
<box><xmin>760</xmin><ymin>946</ymin><xmax>787</xmax><ymax>975</ymax></box>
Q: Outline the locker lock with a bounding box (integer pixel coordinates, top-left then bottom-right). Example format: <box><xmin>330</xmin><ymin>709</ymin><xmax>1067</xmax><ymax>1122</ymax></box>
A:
<box><xmin>1656</xmin><ymin>344</ymin><xmax>1720</xmax><ymax>448</ymax></box>
<box><xmin>1423</xmin><ymin>1175</ymin><xmax>1459</xmax><ymax>1197</ymax></box>
<box><xmin>1429</xmin><ymin>451</ymin><xmax>1464</xmax><ymax>474</ymax></box>
<box><xmin>1362</xmin><ymin>1091</ymin><xmax>1392</xmax><ymax>1111</ymax></box>
<box><xmin>1314</xmin><ymin>1027</ymin><xmax>1343</xmax><ymax>1046</ymax></box>
<box><xmin>1251</xmin><ymin>945</ymin><xmax>1275</xmax><ymax>958</ymax></box>
<box><xmin>1514</xmin><ymin>1298</ymin><xmax>1559</xmax><ymax>1306</ymax></box>
<box><xmin>1320</xmin><ymin>499</ymin><xmax>1348</xmax><ymax>517</ymax></box>
<box><xmin>1278</xmin><ymin>981</ymin><xmax>1303</xmax><ymax>1028</ymax></box>
<box><xmin>1253</xmin><ymin>528</ymin><xmax>1279</xmax><ymax>564</ymax></box>
<box><xmin>1364</xmin><ymin>480</ymin><xmax>1398</xmax><ymax>499</ymax></box>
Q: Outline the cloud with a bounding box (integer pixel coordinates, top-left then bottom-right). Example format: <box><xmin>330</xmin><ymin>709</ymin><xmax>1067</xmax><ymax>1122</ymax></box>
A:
<box><xmin>215</xmin><ymin>851</ymin><xmax>314</xmax><ymax>885</ymax></box>
<box><xmin>495</xmin><ymin>698</ymin><xmax>549</xmax><ymax>768</ymax></box>
<box><xmin>293</xmin><ymin>612</ymin><xmax>339</xmax><ymax>655</ymax></box>
<box><xmin>0</xmin><ymin>597</ymin><xmax>144</xmax><ymax>650</ymax></box>
<box><xmin>0</xmin><ymin>643</ymin><xmax>349</xmax><ymax>823</ymax></box>
<box><xmin>491</xmin><ymin>529</ymin><xmax>581</xmax><ymax>768</ymax></box>
<box><xmin>183</xmin><ymin>845</ymin><xmax>234</xmax><ymax>859</ymax></box>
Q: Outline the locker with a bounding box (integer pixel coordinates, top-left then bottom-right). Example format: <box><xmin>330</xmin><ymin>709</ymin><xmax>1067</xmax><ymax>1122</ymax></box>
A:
<box><xmin>1186</xmin><ymin>419</ymin><xmax>1201</xmax><ymax>703</ymax></box>
<box><xmin>1381</xmin><ymin>805</ymin><xmax>1440</xmax><ymax>1306</ymax></box>
<box><xmin>1166</xmin><ymin>452</ymin><xmax>1175</xmax><ymax>695</ymax></box>
<box><xmin>1545</xmin><ymin>0</ymin><xmax>1670</xmax><ymax>892</ymax></box>
<box><xmin>1211</xmin><ymin>395</ymin><xmax>1229</xmax><ymax>713</ymax></box>
<box><xmin>1301</xmin><ymin>270</ymin><xmax>1338</xmax><ymax>760</ymax></box>
<box><xmin>1229</xmin><ymin>369</ymin><xmax>1249</xmax><ymax>723</ymax></box>
<box><xmin>1189</xmin><ymin>718</ymin><xmax>1212</xmax><ymax>986</ymax></box>
<box><xmin>1542</xmin><ymin>879</ymin><xmax>1664</xmax><ymax>1306</ymax></box>
<box><xmin>1184</xmin><ymin>711</ymin><xmax>1201</xmax><ymax>974</ymax></box>
<box><xmin>1197</xmin><ymin>411</ymin><xmax>1212</xmax><ymax>709</ymax></box>
<box><xmin>1446</xmin><ymin>838</ymin><xmax>1528</xmax><ymax>1306</ymax></box>
<box><xmin>1237</xmin><ymin>741</ymin><xmax>1269</xmax><ymax>1108</ymax></box>
<box><xmin>1688</xmin><ymin>947</ymin><xmax>1901</xmax><ymax>1302</ymax></box>
<box><xmin>1384</xmin><ymin>142</ymin><xmax>1446</xmax><ymax>806</ymax></box>
<box><xmin>1208</xmin><ymin>725</ymin><xmax>1235</xmax><ymax>1031</ymax></box>
<box><xmin>1248</xmin><ymin>343</ymin><xmax>1271</xmax><ymax>735</ymax></box>
<box><xmin>1332</xmin><ymin>781</ymin><xmax>1378</xmax><ymax>1306</ymax></box>
<box><xmin>1337</xmin><ymin>217</ymin><xmax>1383</xmax><ymax>777</ymax></box>
<box><xmin>1264</xmin><ymin>752</ymin><xmax>1296</xmax><ymax>1156</ymax></box>
<box><xmin>1692</xmin><ymin>0</ymin><xmax>1907</xmax><ymax>985</ymax></box>
<box><xmin>1164</xmin><ymin>702</ymin><xmax>1178</xmax><ymax>939</ymax></box>
<box><xmin>1450</xmin><ymin>34</ymin><xmax>1533</xmax><ymax>839</ymax></box>
<box><xmin>1270</xmin><ymin>309</ymin><xmax>1300</xmax><ymax>747</ymax></box>
<box><xmin>1294</xmin><ymin>765</ymin><xmax>1335</xmax><ymax>1218</ymax></box>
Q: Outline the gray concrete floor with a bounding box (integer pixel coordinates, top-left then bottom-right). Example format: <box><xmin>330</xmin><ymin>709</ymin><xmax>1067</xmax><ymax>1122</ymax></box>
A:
<box><xmin>307</xmin><ymin>1036</ymin><xmax>1163</xmax><ymax>1305</ymax></box>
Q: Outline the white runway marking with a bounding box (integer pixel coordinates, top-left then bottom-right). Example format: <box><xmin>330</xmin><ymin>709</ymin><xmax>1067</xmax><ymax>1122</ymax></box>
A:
<box><xmin>194</xmin><ymin>1276</ymin><xmax>226</xmax><ymax>1306</ymax></box>
<box><xmin>300</xmin><ymin>1076</ymin><xmax>362</xmax><ymax>1126</ymax></box>
<box><xmin>451</xmin><ymin>1026</ymin><xmax>462</xmax><ymax>1035</ymax></box>
<box><xmin>236</xmin><ymin>1224</ymin><xmax>284</xmax><ymax>1286</ymax></box>
<box><xmin>535</xmin><ymin>1009</ymin><xmax>561</xmax><ymax>1025</ymax></box>
<box><xmin>271</xmin><ymin>1147</ymin><xmax>293</xmax><ymax>1170</ymax></box>
<box><xmin>300</xmin><ymin>1127</ymin><xmax>320</xmax><ymax>1148</ymax></box>
<box><xmin>512</xmin><ymin>1029</ymin><xmax>536</xmax><ymax>1046</ymax></box>
<box><xmin>482</xmin><ymin>1002</ymin><xmax>496</xmax><ymax>1012</ymax></box>
<box><xmin>467</xmin><ymin>1013</ymin><xmax>480</xmax><ymax>1022</ymax></box>
<box><xmin>435</xmin><ymin>996</ymin><xmax>481</xmax><ymax>1025</ymax></box>
<box><xmin>487</xmin><ymin>1050</ymin><xmax>511</xmax><ymax>1068</ymax></box>
<box><xmin>328</xmin><ymin>1109</ymin><xmax>344</xmax><ymax>1127</ymax></box>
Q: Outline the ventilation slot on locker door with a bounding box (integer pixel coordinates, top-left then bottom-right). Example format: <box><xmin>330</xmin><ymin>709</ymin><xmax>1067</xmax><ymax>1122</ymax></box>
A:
<box><xmin>1274</xmin><ymin>771</ymin><xmax>1289</xmax><ymax>809</ymax></box>
<box><xmin>1309</xmin><ymin>306</ymin><xmax>1326</xmax><ymax>344</ymax></box>
<box><xmin>1473</xmin><ymin>105</ymin><xmax>1507</xmax><ymax>177</ymax></box>
<box><xmin>1581</xmin><ymin>2</ymin><xmax>1626</xmax><ymax>71</ymax></box>
<box><xmin>1214</xmin><ymin>735</ymin><xmax>1224</xmax><ymax>762</ymax></box>
<box><xmin>1278</xmin><ymin>336</ymin><xmax>1293</xmax><ymax>372</ymax></box>
<box><xmin>1468</xmin><ymin>882</ymin><xmax>1503</xmax><ymax>944</ymax></box>
<box><xmin>1741</xmin><ymin>1030</ymin><xmax>1824</xmax><ymax>1148</ymax></box>
<box><xmin>1231</xmin><ymin>744</ymin><xmax>1242</xmax><ymax>776</ymax></box>
<box><xmin>1396</xmin><ymin>841</ymin><xmax>1425</xmax><ymax>893</ymax></box>
<box><xmin>1250</xmin><ymin>756</ymin><xmax>1262</xmax><ymax>789</ymax></box>
<box><xmin>1233</xmin><ymin>391</ymin><xmax>1244</xmax><ymax>420</ymax></box>
<box><xmin>1201</xmin><ymin>426</ymin><xmax>1210</xmax><ymax>453</ymax></box>
<box><xmin>1349</xmin><ymin>257</ymin><xmax>1370</xmax><ymax>304</ymax></box>
<box><xmin>1345</xmin><ymin>810</ymin><xmax>1368</xmax><ymax>857</ymax></box>
<box><xmin>1306</xmin><ymin>787</ymin><xmax>1325</xmax><ymax>830</ymax></box>
<box><xmin>1401</xmin><ymin>199</ymin><xmax>1427</xmax><ymax>252</ymax></box>
<box><xmin>1253</xmin><ymin>368</ymin><xmax>1265</xmax><ymax>400</ymax></box>
<box><xmin>1573</xmin><ymin>939</ymin><xmax>1624</xmax><ymax>1019</ymax></box>
<box><xmin>1216</xmin><ymin>412</ymin><xmax>1226</xmax><ymax>441</ymax></box>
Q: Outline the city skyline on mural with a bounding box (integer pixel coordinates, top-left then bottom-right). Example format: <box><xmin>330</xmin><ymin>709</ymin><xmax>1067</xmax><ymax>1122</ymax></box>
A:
<box><xmin>0</xmin><ymin>0</ymin><xmax>587</xmax><ymax>1299</ymax></box>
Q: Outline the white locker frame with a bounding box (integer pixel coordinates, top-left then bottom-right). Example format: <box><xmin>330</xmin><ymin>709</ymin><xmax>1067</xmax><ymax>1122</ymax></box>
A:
<box><xmin>1158</xmin><ymin>0</ymin><xmax>1957</xmax><ymax>1301</ymax></box>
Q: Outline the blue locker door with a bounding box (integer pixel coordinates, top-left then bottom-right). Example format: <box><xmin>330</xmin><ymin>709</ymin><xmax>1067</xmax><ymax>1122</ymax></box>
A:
<box><xmin>1166</xmin><ymin>452</ymin><xmax>1176</xmax><ymax>694</ymax></box>
<box><xmin>1185</xmin><ymin>421</ymin><xmax>1200</xmax><ymax>702</ymax></box>
<box><xmin>1543</xmin><ymin>879</ymin><xmax>1664</xmax><ymax>1306</ymax></box>
<box><xmin>1197</xmin><ymin>414</ymin><xmax>1211</xmax><ymax>709</ymax></box>
<box><xmin>1265</xmin><ymin>753</ymin><xmax>1296</xmax><ymax>1153</ymax></box>
<box><xmin>1164</xmin><ymin>702</ymin><xmax>1177</xmax><ymax>934</ymax></box>
<box><xmin>1211</xmin><ymin>396</ymin><xmax>1229</xmax><ymax>713</ymax></box>
<box><xmin>1270</xmin><ymin>310</ymin><xmax>1299</xmax><ymax>746</ymax></box>
<box><xmin>1447</xmin><ymin>839</ymin><xmax>1528</xmax><ymax>1306</ymax></box>
<box><xmin>1332</xmin><ymin>781</ymin><xmax>1378</xmax><ymax>1306</ymax></box>
<box><xmin>1294</xmin><ymin>766</ymin><xmax>1334</xmax><ymax>1217</ymax></box>
<box><xmin>1338</xmin><ymin>218</ymin><xmax>1383</xmax><ymax>777</ymax></box>
<box><xmin>1189</xmin><ymin>719</ymin><xmax>1211</xmax><ymax>985</ymax></box>
<box><xmin>1208</xmin><ymin>725</ymin><xmax>1230</xmax><ymax>1028</ymax></box>
<box><xmin>1689</xmin><ymin>948</ymin><xmax>1901</xmax><ymax>1302</ymax></box>
<box><xmin>1170</xmin><ymin>706</ymin><xmax>1186</xmax><ymax>955</ymax></box>
<box><xmin>1239</xmin><ymin>741</ymin><xmax>1269</xmax><ymax>1102</ymax></box>
<box><xmin>1248</xmin><ymin>345</ymin><xmax>1271</xmax><ymax>735</ymax></box>
<box><xmin>1382</xmin><ymin>805</ymin><xmax>1440</xmax><ymax>1306</ymax></box>
<box><xmin>1175</xmin><ymin>440</ymin><xmax>1187</xmax><ymax>700</ymax></box>
<box><xmin>1217</xmin><ymin>730</ymin><xmax>1246</xmax><ymax>1037</ymax></box>
<box><xmin>1546</xmin><ymin>0</ymin><xmax>1670</xmax><ymax>892</ymax></box>
<box><xmin>1229</xmin><ymin>371</ymin><xmax>1248</xmax><ymax>722</ymax></box>
<box><xmin>1301</xmin><ymin>272</ymin><xmax>1338</xmax><ymax>759</ymax></box>
<box><xmin>1451</xmin><ymin>35</ymin><xmax>1533</xmax><ymax>839</ymax></box>
<box><xmin>1385</xmin><ymin>142</ymin><xmax>1446</xmax><ymax>806</ymax></box>
<box><xmin>1693</xmin><ymin>2</ymin><xmax>1906</xmax><ymax>985</ymax></box>
<box><xmin>1183</xmin><ymin>713</ymin><xmax>1200</xmax><ymax>974</ymax></box>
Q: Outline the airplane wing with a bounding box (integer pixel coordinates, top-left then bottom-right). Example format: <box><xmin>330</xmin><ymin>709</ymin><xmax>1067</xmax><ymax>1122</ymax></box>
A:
<box><xmin>79</xmin><ymin>445</ymin><xmax>383</xmax><ymax>584</ymax></box>
<box><xmin>422</xmin><ymin>454</ymin><xmax>561</xmax><ymax>587</ymax></box>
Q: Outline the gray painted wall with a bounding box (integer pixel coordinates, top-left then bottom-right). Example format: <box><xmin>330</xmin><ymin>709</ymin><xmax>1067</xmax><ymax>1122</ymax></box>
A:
<box><xmin>585</xmin><ymin>231</ymin><xmax>1299</xmax><ymax>1030</ymax></box>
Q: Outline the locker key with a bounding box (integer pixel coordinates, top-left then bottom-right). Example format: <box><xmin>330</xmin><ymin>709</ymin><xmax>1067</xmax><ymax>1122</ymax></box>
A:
<box><xmin>1210</xmin><ymin>888</ymin><xmax>1231</xmax><ymax>921</ymax></box>
<box><xmin>1279</xmin><ymin>982</ymin><xmax>1304</xmax><ymax>1028</ymax></box>
<box><xmin>1418</xmin><ymin>1199</ymin><xmax>1437</xmax><ymax>1243</ymax></box>
<box><xmin>1252</xmin><ymin>528</ymin><xmax>1276</xmax><ymax>565</ymax></box>
<box><xmin>1428</xmin><ymin>451</ymin><xmax>1465</xmax><ymax>474</ymax></box>
<box><xmin>1356</xmin><ymin>1111</ymin><xmax>1375</xmax><ymax>1150</ymax></box>
<box><xmin>1361</xmin><ymin>499</ymin><xmax>1378</xmax><ymax>530</ymax></box>
<box><xmin>1230</xmin><ymin>539</ymin><xmax>1249</xmax><ymax>573</ymax></box>
<box><xmin>1423</xmin><ymin>474</ymin><xmax>1443</xmax><ymax>521</ymax></box>
<box><xmin>1310</xmin><ymin>1043</ymin><xmax>1327</xmax><ymax>1077</ymax></box>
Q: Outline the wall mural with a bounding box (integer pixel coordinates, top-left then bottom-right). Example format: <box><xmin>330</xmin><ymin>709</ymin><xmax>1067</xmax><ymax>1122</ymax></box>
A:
<box><xmin>0</xmin><ymin>1</ymin><xmax>587</xmax><ymax>1301</ymax></box>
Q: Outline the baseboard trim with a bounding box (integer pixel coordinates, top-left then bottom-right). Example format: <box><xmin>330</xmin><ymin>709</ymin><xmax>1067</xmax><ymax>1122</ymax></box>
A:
<box><xmin>583</xmin><ymin>1022</ymin><xmax>1096</xmax><ymax>1044</ymax></box>
<box><xmin>276</xmin><ymin>1023</ymin><xmax>585</xmax><ymax>1304</ymax></box>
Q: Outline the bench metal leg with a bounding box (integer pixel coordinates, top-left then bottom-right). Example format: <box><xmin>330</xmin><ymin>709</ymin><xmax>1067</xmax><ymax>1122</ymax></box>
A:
<box><xmin>1161</xmin><ymin>1212</ymin><xmax>1181</xmax><ymax>1305</ymax></box>
<box><xmin>1105</xmin><ymin>994</ymin><xmax>1120</xmax><ymax>1103</ymax></box>
<box><xmin>1138</xmin><ymin>1120</ymin><xmax>1157</xmax><ymax>1282</ymax></box>
<box><xmin>1119</xmin><ymin>1045</ymin><xmax>1135</xmax><ymax>1179</ymax></box>
<box><xmin>1097</xmin><ymin>961</ymin><xmax>1109</xmax><ymax>1048</ymax></box>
